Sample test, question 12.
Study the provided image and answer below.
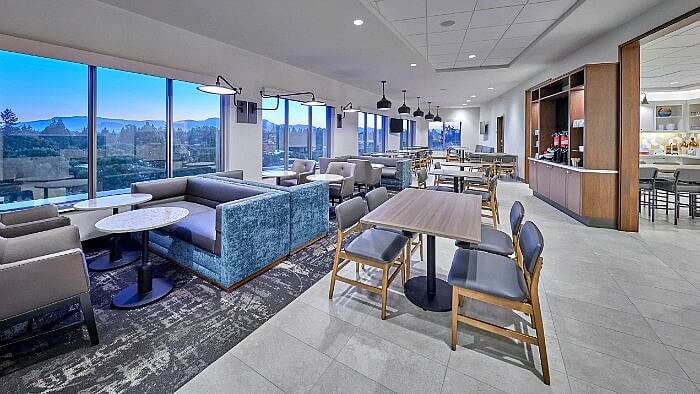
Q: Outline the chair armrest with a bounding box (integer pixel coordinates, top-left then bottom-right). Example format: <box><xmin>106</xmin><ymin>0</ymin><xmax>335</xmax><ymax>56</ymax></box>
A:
<box><xmin>0</xmin><ymin>204</ymin><xmax>59</xmax><ymax>225</ymax></box>
<box><xmin>0</xmin><ymin>225</ymin><xmax>81</xmax><ymax>265</ymax></box>
<box><xmin>0</xmin><ymin>216</ymin><xmax>71</xmax><ymax>238</ymax></box>
<box><xmin>0</xmin><ymin>248</ymin><xmax>89</xmax><ymax>321</ymax></box>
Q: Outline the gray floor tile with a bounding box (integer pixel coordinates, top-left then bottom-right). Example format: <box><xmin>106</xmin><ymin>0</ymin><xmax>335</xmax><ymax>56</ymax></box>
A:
<box><xmin>308</xmin><ymin>361</ymin><xmax>393</xmax><ymax>394</ymax></box>
<box><xmin>559</xmin><ymin>340</ymin><xmax>697</xmax><ymax>393</ymax></box>
<box><xmin>607</xmin><ymin>267</ymin><xmax>700</xmax><ymax>295</ymax></box>
<box><xmin>648</xmin><ymin>319</ymin><xmax>700</xmax><ymax>353</ymax></box>
<box><xmin>668</xmin><ymin>346</ymin><xmax>700</xmax><ymax>384</ymax></box>
<box><xmin>544</xmin><ymin>278</ymin><xmax>638</xmax><ymax>314</ymax></box>
<box><xmin>567</xmin><ymin>377</ymin><xmax>617</xmax><ymax>394</ymax></box>
<box><xmin>336</xmin><ymin>329</ymin><xmax>446</xmax><ymax>394</ymax></box>
<box><xmin>631</xmin><ymin>297</ymin><xmax>700</xmax><ymax>330</ymax></box>
<box><xmin>441</xmin><ymin>368</ymin><xmax>504</xmax><ymax>393</ymax></box>
<box><xmin>176</xmin><ymin>354</ymin><xmax>282</xmax><ymax>394</ymax></box>
<box><xmin>230</xmin><ymin>324</ymin><xmax>333</xmax><ymax>393</ymax></box>
<box><xmin>617</xmin><ymin>280</ymin><xmax>700</xmax><ymax>312</ymax></box>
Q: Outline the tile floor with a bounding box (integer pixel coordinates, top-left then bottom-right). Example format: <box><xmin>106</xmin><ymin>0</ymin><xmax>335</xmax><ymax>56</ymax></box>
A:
<box><xmin>178</xmin><ymin>181</ymin><xmax>700</xmax><ymax>394</ymax></box>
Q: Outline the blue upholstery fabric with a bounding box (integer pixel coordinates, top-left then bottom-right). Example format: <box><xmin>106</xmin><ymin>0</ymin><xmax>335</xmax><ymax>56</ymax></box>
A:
<box><xmin>205</xmin><ymin>176</ymin><xmax>329</xmax><ymax>251</ymax></box>
<box><xmin>455</xmin><ymin>225</ymin><xmax>514</xmax><ymax>256</ymax></box>
<box><xmin>380</xmin><ymin>159</ymin><xmax>412</xmax><ymax>190</ymax></box>
<box><xmin>448</xmin><ymin>248</ymin><xmax>528</xmax><ymax>301</ymax></box>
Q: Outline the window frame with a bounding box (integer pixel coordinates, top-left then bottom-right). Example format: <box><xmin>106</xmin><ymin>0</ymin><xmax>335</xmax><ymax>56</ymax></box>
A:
<box><xmin>358</xmin><ymin>112</ymin><xmax>386</xmax><ymax>154</ymax></box>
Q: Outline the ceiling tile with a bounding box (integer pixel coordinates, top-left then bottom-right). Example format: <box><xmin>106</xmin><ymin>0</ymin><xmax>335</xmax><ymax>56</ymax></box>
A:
<box><xmin>427</xmin><ymin>43</ymin><xmax>463</xmax><ymax>55</ymax></box>
<box><xmin>427</xmin><ymin>0</ymin><xmax>478</xmax><ymax>16</ymax></box>
<box><xmin>495</xmin><ymin>35</ymin><xmax>537</xmax><ymax>49</ymax></box>
<box><xmin>464</xmin><ymin>25</ymin><xmax>508</xmax><ymax>42</ymax></box>
<box><xmin>515</xmin><ymin>0</ymin><xmax>574</xmax><ymax>24</ymax></box>
<box><xmin>427</xmin><ymin>12</ymin><xmax>472</xmax><ymax>32</ymax></box>
<box><xmin>433</xmin><ymin>62</ymin><xmax>457</xmax><ymax>69</ymax></box>
<box><xmin>489</xmin><ymin>46</ymin><xmax>525</xmax><ymax>58</ymax></box>
<box><xmin>475</xmin><ymin>0</ymin><xmax>527</xmax><ymax>10</ymax></box>
<box><xmin>429</xmin><ymin>53</ymin><xmax>458</xmax><ymax>63</ymax></box>
<box><xmin>453</xmin><ymin>60</ymin><xmax>483</xmax><ymax>68</ymax></box>
<box><xmin>457</xmin><ymin>51</ymin><xmax>492</xmax><ymax>61</ymax></box>
<box><xmin>459</xmin><ymin>39</ymin><xmax>498</xmax><ymax>53</ymax></box>
<box><xmin>469</xmin><ymin>5</ymin><xmax>523</xmax><ymax>29</ymax></box>
<box><xmin>503</xmin><ymin>20</ymin><xmax>551</xmax><ymax>37</ymax></box>
<box><xmin>428</xmin><ymin>29</ymin><xmax>466</xmax><ymax>44</ymax></box>
<box><xmin>481</xmin><ymin>57</ymin><xmax>514</xmax><ymax>66</ymax></box>
<box><xmin>376</xmin><ymin>0</ymin><xmax>426</xmax><ymax>21</ymax></box>
<box><xmin>392</xmin><ymin>17</ymin><xmax>427</xmax><ymax>36</ymax></box>
<box><xmin>406</xmin><ymin>33</ymin><xmax>428</xmax><ymax>47</ymax></box>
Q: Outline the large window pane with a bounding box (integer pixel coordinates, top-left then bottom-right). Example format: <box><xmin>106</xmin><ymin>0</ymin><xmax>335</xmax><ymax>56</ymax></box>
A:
<box><xmin>288</xmin><ymin>100</ymin><xmax>309</xmax><ymax>164</ymax></box>
<box><xmin>172</xmin><ymin>80</ymin><xmax>220</xmax><ymax>177</ymax></box>
<box><xmin>358</xmin><ymin>112</ymin><xmax>365</xmax><ymax>155</ymax></box>
<box><xmin>97</xmin><ymin>68</ymin><xmax>166</xmax><ymax>195</ymax></box>
<box><xmin>0</xmin><ymin>50</ymin><xmax>88</xmax><ymax>211</ymax></box>
<box><xmin>366</xmin><ymin>114</ymin><xmax>376</xmax><ymax>153</ymax></box>
<box><xmin>376</xmin><ymin>116</ymin><xmax>385</xmax><ymax>152</ymax></box>
<box><xmin>262</xmin><ymin>97</ymin><xmax>286</xmax><ymax>170</ymax></box>
<box><xmin>311</xmin><ymin>105</ymin><xmax>328</xmax><ymax>161</ymax></box>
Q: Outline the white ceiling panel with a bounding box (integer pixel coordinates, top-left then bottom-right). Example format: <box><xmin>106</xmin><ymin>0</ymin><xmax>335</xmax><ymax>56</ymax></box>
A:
<box><xmin>503</xmin><ymin>20</ymin><xmax>551</xmax><ymax>37</ymax></box>
<box><xmin>642</xmin><ymin>20</ymin><xmax>700</xmax><ymax>90</ymax></box>
<box><xmin>429</xmin><ymin>53</ymin><xmax>458</xmax><ymax>63</ymax></box>
<box><xmin>376</xmin><ymin>0</ymin><xmax>426</xmax><ymax>20</ymax></box>
<box><xmin>428</xmin><ymin>0</ymin><xmax>478</xmax><ymax>16</ymax></box>
<box><xmin>482</xmin><ymin>57</ymin><xmax>515</xmax><ymax>66</ymax></box>
<box><xmin>459</xmin><ymin>39</ymin><xmax>499</xmax><ymax>53</ymax></box>
<box><xmin>433</xmin><ymin>62</ymin><xmax>456</xmax><ymax>69</ymax></box>
<box><xmin>427</xmin><ymin>12</ymin><xmax>473</xmax><ymax>32</ymax></box>
<box><xmin>454</xmin><ymin>59</ymin><xmax>484</xmax><ymax>68</ymax></box>
<box><xmin>392</xmin><ymin>18</ymin><xmax>428</xmax><ymax>35</ymax></box>
<box><xmin>475</xmin><ymin>0</ymin><xmax>527</xmax><ymax>10</ymax></box>
<box><xmin>426</xmin><ymin>43</ymin><xmax>463</xmax><ymax>55</ymax></box>
<box><xmin>428</xmin><ymin>29</ymin><xmax>467</xmax><ymax>44</ymax></box>
<box><xmin>496</xmin><ymin>35</ymin><xmax>538</xmax><ymax>49</ymax></box>
<box><xmin>406</xmin><ymin>34</ymin><xmax>428</xmax><ymax>47</ymax></box>
<box><xmin>464</xmin><ymin>25</ymin><xmax>508</xmax><ymax>41</ymax></box>
<box><xmin>490</xmin><ymin>46</ymin><xmax>525</xmax><ymax>58</ymax></box>
<box><xmin>469</xmin><ymin>5</ymin><xmax>523</xmax><ymax>29</ymax></box>
<box><xmin>515</xmin><ymin>0</ymin><xmax>575</xmax><ymax>24</ymax></box>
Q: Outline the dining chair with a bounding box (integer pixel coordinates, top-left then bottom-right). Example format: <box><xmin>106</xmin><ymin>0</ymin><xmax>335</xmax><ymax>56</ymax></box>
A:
<box><xmin>657</xmin><ymin>168</ymin><xmax>700</xmax><ymax>225</ymax></box>
<box><xmin>463</xmin><ymin>176</ymin><xmax>499</xmax><ymax>226</ymax></box>
<box><xmin>449</xmin><ymin>221</ymin><xmax>549</xmax><ymax>385</ymax></box>
<box><xmin>638</xmin><ymin>167</ymin><xmax>658</xmax><ymax>222</ymax></box>
<box><xmin>329</xmin><ymin>197</ymin><xmax>409</xmax><ymax>319</ymax></box>
<box><xmin>416</xmin><ymin>167</ymin><xmax>428</xmax><ymax>189</ymax></box>
<box><xmin>432</xmin><ymin>162</ymin><xmax>453</xmax><ymax>190</ymax></box>
<box><xmin>456</xmin><ymin>201</ymin><xmax>524</xmax><ymax>259</ymax></box>
<box><xmin>499</xmin><ymin>156</ymin><xmax>517</xmax><ymax>179</ymax></box>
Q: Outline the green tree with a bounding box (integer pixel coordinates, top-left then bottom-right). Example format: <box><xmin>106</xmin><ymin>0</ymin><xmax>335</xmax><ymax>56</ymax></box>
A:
<box><xmin>1</xmin><ymin>108</ymin><xmax>19</xmax><ymax>133</ymax></box>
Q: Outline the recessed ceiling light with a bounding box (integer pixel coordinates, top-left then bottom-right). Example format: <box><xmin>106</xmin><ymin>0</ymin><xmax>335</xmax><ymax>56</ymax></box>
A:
<box><xmin>670</xmin><ymin>81</ymin><xmax>679</xmax><ymax>85</ymax></box>
<box><xmin>440</xmin><ymin>20</ymin><xmax>456</xmax><ymax>27</ymax></box>
<box><xmin>353</xmin><ymin>19</ymin><xmax>364</xmax><ymax>26</ymax></box>
<box><xmin>440</xmin><ymin>88</ymin><xmax>448</xmax><ymax>91</ymax></box>
<box><xmin>462</xmin><ymin>103</ymin><xmax>468</xmax><ymax>106</ymax></box>
<box><xmin>470</xmin><ymin>95</ymin><xmax>476</xmax><ymax>98</ymax></box>
<box><xmin>487</xmin><ymin>87</ymin><xmax>495</xmax><ymax>90</ymax></box>
<box><xmin>468</xmin><ymin>54</ymin><xmax>476</xmax><ymax>59</ymax></box>
<box><xmin>410</xmin><ymin>63</ymin><xmax>417</xmax><ymax>67</ymax></box>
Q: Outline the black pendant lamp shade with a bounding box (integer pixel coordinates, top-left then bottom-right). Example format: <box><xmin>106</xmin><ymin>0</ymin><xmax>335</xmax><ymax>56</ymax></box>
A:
<box><xmin>413</xmin><ymin>97</ymin><xmax>424</xmax><ymax>117</ymax></box>
<box><xmin>398</xmin><ymin>90</ymin><xmax>411</xmax><ymax>115</ymax></box>
<box><xmin>641</xmin><ymin>93</ymin><xmax>649</xmax><ymax>105</ymax></box>
<box><xmin>424</xmin><ymin>101</ymin><xmax>434</xmax><ymax>120</ymax></box>
<box><xmin>376</xmin><ymin>80</ymin><xmax>392</xmax><ymax>111</ymax></box>
<box><xmin>433</xmin><ymin>105</ymin><xmax>442</xmax><ymax>122</ymax></box>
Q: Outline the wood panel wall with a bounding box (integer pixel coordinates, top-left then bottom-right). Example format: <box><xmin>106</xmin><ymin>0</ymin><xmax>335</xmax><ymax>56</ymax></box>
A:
<box><xmin>619</xmin><ymin>43</ymin><xmax>640</xmax><ymax>232</ymax></box>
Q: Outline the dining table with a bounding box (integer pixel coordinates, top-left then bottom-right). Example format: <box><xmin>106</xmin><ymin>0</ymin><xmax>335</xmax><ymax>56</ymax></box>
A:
<box><xmin>361</xmin><ymin>189</ymin><xmax>482</xmax><ymax>311</ymax></box>
<box><xmin>429</xmin><ymin>169</ymin><xmax>485</xmax><ymax>192</ymax></box>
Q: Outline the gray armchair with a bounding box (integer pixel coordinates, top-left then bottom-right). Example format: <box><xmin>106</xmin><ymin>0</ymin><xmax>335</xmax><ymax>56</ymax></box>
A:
<box><xmin>327</xmin><ymin>161</ymin><xmax>356</xmax><ymax>203</ymax></box>
<box><xmin>0</xmin><ymin>225</ymin><xmax>98</xmax><ymax>346</ymax></box>
<box><xmin>280</xmin><ymin>159</ymin><xmax>316</xmax><ymax>187</ymax></box>
<box><xmin>0</xmin><ymin>204</ymin><xmax>71</xmax><ymax>238</ymax></box>
<box><xmin>348</xmin><ymin>159</ymin><xmax>376</xmax><ymax>192</ymax></box>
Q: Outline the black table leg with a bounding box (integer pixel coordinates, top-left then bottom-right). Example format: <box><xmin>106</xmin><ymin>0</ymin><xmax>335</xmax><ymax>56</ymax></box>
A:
<box><xmin>403</xmin><ymin>234</ymin><xmax>453</xmax><ymax>312</ymax></box>
<box><xmin>88</xmin><ymin>207</ymin><xmax>139</xmax><ymax>271</ymax></box>
<box><xmin>453</xmin><ymin>177</ymin><xmax>459</xmax><ymax>193</ymax></box>
<box><xmin>112</xmin><ymin>230</ymin><xmax>174</xmax><ymax>309</ymax></box>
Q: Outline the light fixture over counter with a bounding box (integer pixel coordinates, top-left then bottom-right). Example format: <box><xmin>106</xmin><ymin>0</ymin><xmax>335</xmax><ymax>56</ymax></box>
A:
<box><xmin>376</xmin><ymin>80</ymin><xmax>392</xmax><ymax>111</ymax></box>
<box><xmin>433</xmin><ymin>105</ymin><xmax>442</xmax><ymax>122</ymax></box>
<box><xmin>398</xmin><ymin>90</ymin><xmax>411</xmax><ymax>115</ymax></box>
<box><xmin>424</xmin><ymin>101</ymin><xmax>434</xmax><ymax>120</ymax></box>
<box><xmin>197</xmin><ymin>75</ymin><xmax>242</xmax><ymax>96</ymax></box>
<box><xmin>413</xmin><ymin>97</ymin><xmax>424</xmax><ymax>118</ymax></box>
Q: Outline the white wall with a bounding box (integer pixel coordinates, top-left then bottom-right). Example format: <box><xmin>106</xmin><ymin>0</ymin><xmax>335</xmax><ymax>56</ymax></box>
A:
<box><xmin>439</xmin><ymin>107</ymin><xmax>482</xmax><ymax>149</ymax></box>
<box><xmin>477</xmin><ymin>0</ymin><xmax>700</xmax><ymax>178</ymax></box>
<box><xmin>334</xmin><ymin>111</ymin><xmax>360</xmax><ymax>157</ymax></box>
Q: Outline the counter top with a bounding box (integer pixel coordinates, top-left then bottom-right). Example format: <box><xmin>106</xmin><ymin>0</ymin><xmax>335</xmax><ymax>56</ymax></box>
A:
<box><xmin>640</xmin><ymin>154</ymin><xmax>700</xmax><ymax>160</ymax></box>
<box><xmin>528</xmin><ymin>158</ymin><xmax>618</xmax><ymax>174</ymax></box>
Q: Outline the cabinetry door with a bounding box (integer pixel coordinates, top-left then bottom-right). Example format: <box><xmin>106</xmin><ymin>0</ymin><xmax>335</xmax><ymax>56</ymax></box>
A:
<box><xmin>538</xmin><ymin>164</ymin><xmax>550</xmax><ymax>197</ymax></box>
<box><xmin>550</xmin><ymin>167</ymin><xmax>567</xmax><ymax>206</ymax></box>
<box><xmin>529</xmin><ymin>161</ymin><xmax>538</xmax><ymax>192</ymax></box>
<box><xmin>566</xmin><ymin>170</ymin><xmax>582</xmax><ymax>215</ymax></box>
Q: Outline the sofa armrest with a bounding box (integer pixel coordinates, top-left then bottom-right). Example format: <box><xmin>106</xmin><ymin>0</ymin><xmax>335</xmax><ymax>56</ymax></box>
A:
<box><xmin>0</xmin><ymin>216</ymin><xmax>71</xmax><ymax>238</ymax></box>
<box><xmin>0</xmin><ymin>225</ymin><xmax>82</xmax><ymax>265</ymax></box>
<box><xmin>0</xmin><ymin>204</ymin><xmax>59</xmax><ymax>225</ymax></box>
<box><xmin>0</xmin><ymin>248</ymin><xmax>89</xmax><ymax>321</ymax></box>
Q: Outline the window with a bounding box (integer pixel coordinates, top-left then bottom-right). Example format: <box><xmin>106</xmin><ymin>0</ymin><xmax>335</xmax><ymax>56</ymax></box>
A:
<box><xmin>0</xmin><ymin>50</ymin><xmax>88</xmax><ymax>211</ymax></box>
<box><xmin>172</xmin><ymin>80</ymin><xmax>221</xmax><ymax>177</ymax></box>
<box><xmin>262</xmin><ymin>98</ymin><xmax>330</xmax><ymax>170</ymax></box>
<box><xmin>429</xmin><ymin>121</ymin><xmax>461</xmax><ymax>150</ymax></box>
<box><xmin>400</xmin><ymin>119</ymin><xmax>416</xmax><ymax>149</ymax></box>
<box><xmin>96</xmin><ymin>68</ymin><xmax>166</xmax><ymax>195</ymax></box>
<box><xmin>357</xmin><ymin>112</ymin><xmax>386</xmax><ymax>154</ymax></box>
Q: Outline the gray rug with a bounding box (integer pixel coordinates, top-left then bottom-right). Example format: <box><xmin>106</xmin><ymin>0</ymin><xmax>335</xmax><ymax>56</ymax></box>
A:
<box><xmin>0</xmin><ymin>228</ymin><xmax>337</xmax><ymax>393</ymax></box>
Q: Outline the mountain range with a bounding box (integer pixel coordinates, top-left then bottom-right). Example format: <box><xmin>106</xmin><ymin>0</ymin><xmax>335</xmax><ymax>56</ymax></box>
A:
<box><xmin>18</xmin><ymin>116</ymin><xmax>220</xmax><ymax>132</ymax></box>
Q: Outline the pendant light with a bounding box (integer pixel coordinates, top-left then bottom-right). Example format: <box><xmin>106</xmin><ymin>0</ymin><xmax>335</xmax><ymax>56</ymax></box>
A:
<box><xmin>413</xmin><ymin>97</ymin><xmax>424</xmax><ymax>117</ymax></box>
<box><xmin>398</xmin><ymin>90</ymin><xmax>411</xmax><ymax>115</ymax></box>
<box><xmin>424</xmin><ymin>101</ymin><xmax>434</xmax><ymax>120</ymax></box>
<box><xmin>433</xmin><ymin>105</ymin><xmax>442</xmax><ymax>122</ymax></box>
<box><xmin>641</xmin><ymin>92</ymin><xmax>649</xmax><ymax>105</ymax></box>
<box><xmin>376</xmin><ymin>80</ymin><xmax>392</xmax><ymax>111</ymax></box>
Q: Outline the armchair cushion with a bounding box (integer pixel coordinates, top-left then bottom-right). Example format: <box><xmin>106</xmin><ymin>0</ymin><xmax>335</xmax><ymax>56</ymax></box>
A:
<box><xmin>0</xmin><ymin>204</ymin><xmax>59</xmax><ymax>225</ymax></box>
<box><xmin>345</xmin><ymin>228</ymin><xmax>408</xmax><ymax>264</ymax></box>
<box><xmin>0</xmin><ymin>216</ymin><xmax>71</xmax><ymax>238</ymax></box>
<box><xmin>0</xmin><ymin>225</ymin><xmax>82</xmax><ymax>265</ymax></box>
<box><xmin>448</xmin><ymin>249</ymin><xmax>528</xmax><ymax>301</ymax></box>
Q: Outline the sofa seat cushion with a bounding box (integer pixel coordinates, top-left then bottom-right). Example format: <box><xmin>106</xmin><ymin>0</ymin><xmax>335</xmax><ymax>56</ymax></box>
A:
<box><xmin>149</xmin><ymin>201</ymin><xmax>218</xmax><ymax>254</ymax></box>
<box><xmin>381</xmin><ymin>168</ymin><xmax>397</xmax><ymax>178</ymax></box>
<box><xmin>455</xmin><ymin>225</ymin><xmax>514</xmax><ymax>256</ymax></box>
<box><xmin>279</xmin><ymin>179</ymin><xmax>299</xmax><ymax>187</ymax></box>
<box><xmin>149</xmin><ymin>200</ymin><xmax>213</xmax><ymax>216</ymax></box>
<box><xmin>448</xmin><ymin>249</ymin><xmax>528</xmax><ymax>301</ymax></box>
<box><xmin>345</xmin><ymin>228</ymin><xmax>408</xmax><ymax>263</ymax></box>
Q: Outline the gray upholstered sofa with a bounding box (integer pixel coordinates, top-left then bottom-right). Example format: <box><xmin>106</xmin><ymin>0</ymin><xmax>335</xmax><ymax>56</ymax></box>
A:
<box><xmin>131</xmin><ymin>176</ymin><xmax>290</xmax><ymax>289</ymax></box>
<box><xmin>321</xmin><ymin>156</ymin><xmax>411</xmax><ymax>190</ymax></box>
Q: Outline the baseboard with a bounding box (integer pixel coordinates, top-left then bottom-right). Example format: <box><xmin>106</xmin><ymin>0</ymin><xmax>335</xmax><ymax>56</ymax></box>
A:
<box><xmin>532</xmin><ymin>192</ymin><xmax>616</xmax><ymax>229</ymax></box>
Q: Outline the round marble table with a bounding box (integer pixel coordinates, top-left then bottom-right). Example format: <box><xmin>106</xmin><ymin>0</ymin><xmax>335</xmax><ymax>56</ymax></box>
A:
<box><xmin>96</xmin><ymin>207</ymin><xmax>189</xmax><ymax>309</ymax></box>
<box><xmin>262</xmin><ymin>170</ymin><xmax>297</xmax><ymax>185</ymax></box>
<box><xmin>74</xmin><ymin>193</ymin><xmax>153</xmax><ymax>272</ymax></box>
<box><xmin>307</xmin><ymin>173</ymin><xmax>344</xmax><ymax>183</ymax></box>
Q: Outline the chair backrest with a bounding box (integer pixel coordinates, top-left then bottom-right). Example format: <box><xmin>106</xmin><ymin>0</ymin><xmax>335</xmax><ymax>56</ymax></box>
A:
<box><xmin>417</xmin><ymin>168</ymin><xmax>428</xmax><ymax>187</ymax></box>
<box><xmin>365</xmin><ymin>187</ymin><xmax>389</xmax><ymax>211</ymax></box>
<box><xmin>335</xmin><ymin>197</ymin><xmax>368</xmax><ymax>231</ymax></box>
<box><xmin>483</xmin><ymin>146</ymin><xmax>495</xmax><ymax>153</ymax></box>
<box><xmin>509</xmin><ymin>201</ymin><xmax>525</xmax><ymax>238</ymax></box>
<box><xmin>348</xmin><ymin>159</ymin><xmax>372</xmax><ymax>183</ymax></box>
<box><xmin>475</xmin><ymin>145</ymin><xmax>484</xmax><ymax>153</ymax></box>
<box><xmin>500</xmin><ymin>155</ymin><xmax>516</xmax><ymax>164</ymax></box>
<box><xmin>676</xmin><ymin>168</ymin><xmax>700</xmax><ymax>184</ymax></box>
<box><xmin>488</xmin><ymin>175</ymin><xmax>498</xmax><ymax>192</ymax></box>
<box><xmin>639</xmin><ymin>167</ymin><xmax>657</xmax><ymax>181</ymax></box>
<box><xmin>434</xmin><ymin>162</ymin><xmax>442</xmax><ymax>169</ymax></box>
<box><xmin>327</xmin><ymin>161</ymin><xmax>355</xmax><ymax>178</ymax></box>
<box><xmin>518</xmin><ymin>221</ymin><xmax>544</xmax><ymax>276</ymax></box>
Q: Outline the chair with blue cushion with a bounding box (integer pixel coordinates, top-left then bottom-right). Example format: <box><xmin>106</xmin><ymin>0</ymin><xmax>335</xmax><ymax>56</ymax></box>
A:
<box><xmin>455</xmin><ymin>201</ymin><xmax>524</xmax><ymax>258</ymax></box>
<box><xmin>329</xmin><ymin>197</ymin><xmax>409</xmax><ymax>319</ymax></box>
<box><xmin>449</xmin><ymin>221</ymin><xmax>549</xmax><ymax>385</ymax></box>
<box><xmin>463</xmin><ymin>175</ymin><xmax>499</xmax><ymax>226</ymax></box>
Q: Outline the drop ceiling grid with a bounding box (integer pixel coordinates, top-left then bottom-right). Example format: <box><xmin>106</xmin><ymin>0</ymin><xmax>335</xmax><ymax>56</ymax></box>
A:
<box><xmin>371</xmin><ymin>0</ymin><xmax>577</xmax><ymax>70</ymax></box>
<box><xmin>641</xmin><ymin>20</ymin><xmax>700</xmax><ymax>90</ymax></box>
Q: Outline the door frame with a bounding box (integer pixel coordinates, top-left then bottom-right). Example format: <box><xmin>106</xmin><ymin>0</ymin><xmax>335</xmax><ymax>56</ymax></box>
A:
<box><xmin>496</xmin><ymin>115</ymin><xmax>504</xmax><ymax>153</ymax></box>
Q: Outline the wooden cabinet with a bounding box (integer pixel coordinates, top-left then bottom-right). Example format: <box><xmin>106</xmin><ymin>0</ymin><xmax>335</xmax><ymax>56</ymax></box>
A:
<box><xmin>529</xmin><ymin>160</ymin><xmax>538</xmax><ymax>193</ymax></box>
<box><xmin>550</xmin><ymin>166</ymin><xmax>567</xmax><ymax>207</ymax></box>
<box><xmin>565</xmin><ymin>170</ymin><xmax>581</xmax><ymax>214</ymax></box>
<box><xmin>538</xmin><ymin>163</ymin><xmax>550</xmax><ymax>197</ymax></box>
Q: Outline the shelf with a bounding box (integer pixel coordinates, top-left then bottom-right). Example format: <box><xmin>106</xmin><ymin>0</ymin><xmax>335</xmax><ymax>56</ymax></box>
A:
<box><xmin>539</xmin><ymin>90</ymin><xmax>569</xmax><ymax>101</ymax></box>
<box><xmin>570</xmin><ymin>85</ymin><xmax>585</xmax><ymax>91</ymax></box>
<box><xmin>656</xmin><ymin>116</ymin><xmax>682</xmax><ymax>119</ymax></box>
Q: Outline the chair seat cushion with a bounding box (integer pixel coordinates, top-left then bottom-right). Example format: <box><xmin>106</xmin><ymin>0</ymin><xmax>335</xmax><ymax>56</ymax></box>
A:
<box><xmin>426</xmin><ymin>185</ymin><xmax>454</xmax><ymax>192</ymax></box>
<box><xmin>345</xmin><ymin>228</ymin><xmax>408</xmax><ymax>263</ymax></box>
<box><xmin>455</xmin><ymin>225</ymin><xmax>514</xmax><ymax>256</ymax></box>
<box><xmin>462</xmin><ymin>189</ymin><xmax>491</xmax><ymax>202</ymax></box>
<box><xmin>381</xmin><ymin>168</ymin><xmax>396</xmax><ymax>177</ymax></box>
<box><xmin>149</xmin><ymin>200</ymin><xmax>213</xmax><ymax>216</ymax></box>
<box><xmin>448</xmin><ymin>249</ymin><xmax>528</xmax><ymax>301</ymax></box>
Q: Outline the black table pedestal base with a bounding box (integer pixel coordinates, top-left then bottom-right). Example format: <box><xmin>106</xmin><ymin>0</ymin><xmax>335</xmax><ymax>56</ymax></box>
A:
<box><xmin>88</xmin><ymin>248</ymin><xmax>140</xmax><ymax>271</ymax></box>
<box><xmin>404</xmin><ymin>277</ymin><xmax>453</xmax><ymax>312</ymax></box>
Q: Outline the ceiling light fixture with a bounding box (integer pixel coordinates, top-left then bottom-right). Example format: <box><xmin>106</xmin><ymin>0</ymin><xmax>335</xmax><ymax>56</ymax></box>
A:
<box><xmin>410</xmin><ymin>63</ymin><xmax>417</xmax><ymax>67</ymax></box>
<box><xmin>468</xmin><ymin>54</ymin><xmax>476</xmax><ymax>59</ymax></box>
<box><xmin>670</xmin><ymin>81</ymin><xmax>679</xmax><ymax>85</ymax></box>
<box><xmin>341</xmin><ymin>101</ymin><xmax>360</xmax><ymax>115</ymax></box>
<box><xmin>197</xmin><ymin>75</ymin><xmax>242</xmax><ymax>96</ymax></box>
<box><xmin>641</xmin><ymin>93</ymin><xmax>649</xmax><ymax>105</ymax></box>
<box><xmin>470</xmin><ymin>95</ymin><xmax>476</xmax><ymax>98</ymax></box>
<box><xmin>398</xmin><ymin>90</ymin><xmax>411</xmax><ymax>115</ymax></box>
<box><xmin>433</xmin><ymin>106</ymin><xmax>442</xmax><ymax>123</ymax></box>
<box><xmin>440</xmin><ymin>20</ymin><xmax>456</xmax><ymax>27</ymax></box>
<box><xmin>413</xmin><ymin>97</ymin><xmax>424</xmax><ymax>117</ymax></box>
<box><xmin>466</xmin><ymin>99</ymin><xmax>471</xmax><ymax>103</ymax></box>
<box><xmin>488</xmin><ymin>87</ymin><xmax>495</xmax><ymax>90</ymax></box>
<box><xmin>353</xmin><ymin>19</ymin><xmax>364</xmax><ymax>26</ymax></box>
<box><xmin>424</xmin><ymin>101</ymin><xmax>434</xmax><ymax>121</ymax></box>
<box><xmin>376</xmin><ymin>80</ymin><xmax>392</xmax><ymax>111</ymax></box>
<box><xmin>259</xmin><ymin>90</ymin><xmax>325</xmax><ymax>110</ymax></box>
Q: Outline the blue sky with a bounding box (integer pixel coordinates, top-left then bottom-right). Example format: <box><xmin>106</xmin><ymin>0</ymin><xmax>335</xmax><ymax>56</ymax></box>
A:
<box><xmin>0</xmin><ymin>49</ymin><xmax>219</xmax><ymax>122</ymax></box>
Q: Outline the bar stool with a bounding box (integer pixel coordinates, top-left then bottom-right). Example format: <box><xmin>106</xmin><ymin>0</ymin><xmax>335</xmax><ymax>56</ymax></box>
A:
<box><xmin>656</xmin><ymin>168</ymin><xmax>700</xmax><ymax>225</ymax></box>
<box><xmin>639</xmin><ymin>167</ymin><xmax>657</xmax><ymax>222</ymax></box>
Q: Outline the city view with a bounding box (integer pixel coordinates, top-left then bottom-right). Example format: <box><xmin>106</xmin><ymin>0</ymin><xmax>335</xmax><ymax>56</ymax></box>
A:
<box><xmin>428</xmin><ymin>121</ymin><xmax>462</xmax><ymax>150</ymax></box>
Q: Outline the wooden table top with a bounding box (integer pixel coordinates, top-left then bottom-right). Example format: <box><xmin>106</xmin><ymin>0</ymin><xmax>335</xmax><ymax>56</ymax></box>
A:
<box><xmin>361</xmin><ymin>188</ymin><xmax>482</xmax><ymax>243</ymax></box>
<box><xmin>429</xmin><ymin>169</ymin><xmax>485</xmax><ymax>179</ymax></box>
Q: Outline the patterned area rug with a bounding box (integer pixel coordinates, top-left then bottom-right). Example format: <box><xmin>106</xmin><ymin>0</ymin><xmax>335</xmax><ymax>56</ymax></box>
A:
<box><xmin>0</xmin><ymin>227</ymin><xmax>337</xmax><ymax>392</ymax></box>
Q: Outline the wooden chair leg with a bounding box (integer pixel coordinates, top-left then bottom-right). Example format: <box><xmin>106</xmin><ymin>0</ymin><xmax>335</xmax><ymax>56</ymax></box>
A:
<box><xmin>451</xmin><ymin>288</ymin><xmax>459</xmax><ymax>351</ymax></box>
<box><xmin>381</xmin><ymin>267</ymin><xmax>389</xmax><ymax>320</ymax></box>
<box><xmin>491</xmin><ymin>203</ymin><xmax>498</xmax><ymax>227</ymax></box>
<box><xmin>79</xmin><ymin>292</ymin><xmax>99</xmax><ymax>346</ymax></box>
<box><xmin>532</xmin><ymin>298</ymin><xmax>550</xmax><ymax>385</ymax></box>
<box><xmin>329</xmin><ymin>249</ymin><xmax>341</xmax><ymax>299</ymax></box>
